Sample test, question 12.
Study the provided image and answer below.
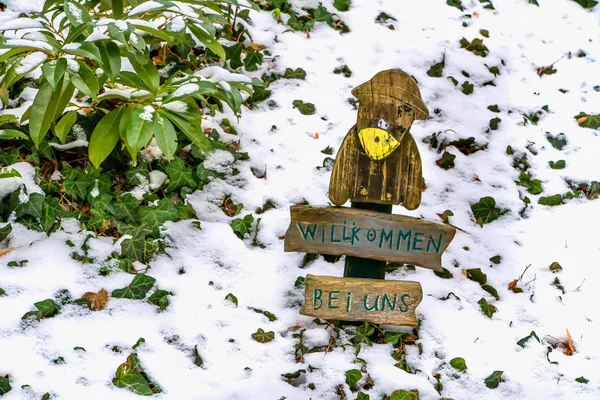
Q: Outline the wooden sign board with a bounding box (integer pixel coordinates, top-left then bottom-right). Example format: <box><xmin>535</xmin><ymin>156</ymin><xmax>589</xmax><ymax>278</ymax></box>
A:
<box><xmin>300</xmin><ymin>274</ymin><xmax>423</xmax><ymax>326</ymax></box>
<box><xmin>284</xmin><ymin>206</ymin><xmax>455</xmax><ymax>271</ymax></box>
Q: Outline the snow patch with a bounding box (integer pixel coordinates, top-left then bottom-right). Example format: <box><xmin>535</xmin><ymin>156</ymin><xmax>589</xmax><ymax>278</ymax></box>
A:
<box><xmin>203</xmin><ymin>150</ymin><xmax>235</xmax><ymax>174</ymax></box>
<box><xmin>14</xmin><ymin>52</ymin><xmax>46</xmax><ymax>75</ymax></box>
<box><xmin>139</xmin><ymin>106</ymin><xmax>155</xmax><ymax>121</ymax></box>
<box><xmin>162</xmin><ymin>101</ymin><xmax>188</xmax><ymax>113</ymax></box>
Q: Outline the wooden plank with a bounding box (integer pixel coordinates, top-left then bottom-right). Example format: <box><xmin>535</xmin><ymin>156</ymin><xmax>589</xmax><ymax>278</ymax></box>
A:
<box><xmin>329</xmin><ymin>69</ymin><xmax>428</xmax><ymax>209</ymax></box>
<box><xmin>284</xmin><ymin>206</ymin><xmax>455</xmax><ymax>271</ymax></box>
<box><xmin>300</xmin><ymin>274</ymin><xmax>423</xmax><ymax>326</ymax></box>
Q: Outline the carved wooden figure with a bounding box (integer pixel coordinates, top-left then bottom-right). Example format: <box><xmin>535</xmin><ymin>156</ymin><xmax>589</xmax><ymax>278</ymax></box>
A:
<box><xmin>329</xmin><ymin>69</ymin><xmax>429</xmax><ymax>210</ymax></box>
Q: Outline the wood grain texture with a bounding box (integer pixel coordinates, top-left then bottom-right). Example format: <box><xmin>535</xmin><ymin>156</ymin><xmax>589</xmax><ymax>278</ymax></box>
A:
<box><xmin>328</xmin><ymin>69</ymin><xmax>428</xmax><ymax>209</ymax></box>
<box><xmin>284</xmin><ymin>206</ymin><xmax>456</xmax><ymax>271</ymax></box>
<box><xmin>300</xmin><ymin>274</ymin><xmax>423</xmax><ymax>326</ymax></box>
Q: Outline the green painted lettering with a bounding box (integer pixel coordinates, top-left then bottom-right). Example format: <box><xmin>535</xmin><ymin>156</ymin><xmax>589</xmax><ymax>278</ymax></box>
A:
<box><xmin>328</xmin><ymin>291</ymin><xmax>340</xmax><ymax>309</ymax></box>
<box><xmin>399</xmin><ymin>294</ymin><xmax>410</xmax><ymax>312</ymax></box>
<box><xmin>313</xmin><ymin>289</ymin><xmax>322</xmax><ymax>310</ymax></box>
<box><xmin>330</xmin><ymin>225</ymin><xmax>341</xmax><ymax>243</ymax></box>
<box><xmin>297</xmin><ymin>223</ymin><xmax>317</xmax><ymax>240</ymax></box>
<box><xmin>342</xmin><ymin>221</ymin><xmax>352</xmax><ymax>241</ymax></box>
<box><xmin>379</xmin><ymin>228</ymin><xmax>393</xmax><ymax>249</ymax></box>
<box><xmin>363</xmin><ymin>294</ymin><xmax>380</xmax><ymax>311</ymax></box>
<box><xmin>412</xmin><ymin>232</ymin><xmax>424</xmax><ymax>251</ymax></box>
<box><xmin>367</xmin><ymin>229</ymin><xmax>377</xmax><ymax>242</ymax></box>
<box><xmin>321</xmin><ymin>224</ymin><xmax>326</xmax><ymax>243</ymax></box>
<box><xmin>426</xmin><ymin>233</ymin><xmax>443</xmax><ymax>254</ymax></box>
<box><xmin>396</xmin><ymin>229</ymin><xmax>412</xmax><ymax>251</ymax></box>
<box><xmin>381</xmin><ymin>293</ymin><xmax>397</xmax><ymax>311</ymax></box>
<box><xmin>346</xmin><ymin>292</ymin><xmax>352</xmax><ymax>311</ymax></box>
<box><xmin>351</xmin><ymin>223</ymin><xmax>361</xmax><ymax>245</ymax></box>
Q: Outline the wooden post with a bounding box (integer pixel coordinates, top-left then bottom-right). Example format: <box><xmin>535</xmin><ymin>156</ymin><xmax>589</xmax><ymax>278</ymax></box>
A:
<box><xmin>343</xmin><ymin>202</ymin><xmax>391</xmax><ymax>280</ymax></box>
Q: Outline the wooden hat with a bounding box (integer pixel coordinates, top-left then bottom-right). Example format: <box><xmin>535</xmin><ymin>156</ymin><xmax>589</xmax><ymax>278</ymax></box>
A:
<box><xmin>351</xmin><ymin>69</ymin><xmax>429</xmax><ymax>120</ymax></box>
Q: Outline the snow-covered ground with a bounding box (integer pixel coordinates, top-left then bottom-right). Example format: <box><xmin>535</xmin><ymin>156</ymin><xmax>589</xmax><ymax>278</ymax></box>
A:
<box><xmin>1</xmin><ymin>0</ymin><xmax>600</xmax><ymax>399</ymax></box>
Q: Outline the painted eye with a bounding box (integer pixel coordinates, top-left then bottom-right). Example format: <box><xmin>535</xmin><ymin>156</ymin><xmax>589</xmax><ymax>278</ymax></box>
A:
<box><xmin>377</xmin><ymin>119</ymin><xmax>388</xmax><ymax>130</ymax></box>
<box><xmin>374</xmin><ymin>136</ymin><xmax>380</xmax><ymax>143</ymax></box>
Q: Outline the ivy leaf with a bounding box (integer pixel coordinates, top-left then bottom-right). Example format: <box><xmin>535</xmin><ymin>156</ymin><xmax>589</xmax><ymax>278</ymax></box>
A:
<box><xmin>120</xmin><ymin>225</ymin><xmax>153</xmax><ymax>262</ymax></box>
<box><xmin>0</xmin><ymin>376</ymin><xmax>11</xmax><ymax>395</ymax></box>
<box><xmin>231</xmin><ymin>214</ymin><xmax>254</xmax><ymax>238</ymax></box>
<box><xmin>489</xmin><ymin>117</ymin><xmax>501</xmax><ymax>130</ymax></box>
<box><xmin>490</xmin><ymin>255</ymin><xmax>502</xmax><ymax>264</ymax></box>
<box><xmin>34</xmin><ymin>299</ymin><xmax>60</xmax><ymax>318</ymax></box>
<box><xmin>576</xmin><ymin>376</ymin><xmax>589</xmax><ymax>384</ymax></box>
<box><xmin>0</xmin><ymin>288</ymin><xmax>5</xmax><ymax>296</ymax></box>
<box><xmin>436</xmin><ymin>152</ymin><xmax>455</xmax><ymax>170</ymax></box>
<box><xmin>461</xmin><ymin>81</ymin><xmax>474</xmax><ymax>95</ymax></box>
<box><xmin>434</xmin><ymin>267</ymin><xmax>453</xmax><ymax>279</ymax></box>
<box><xmin>570</xmin><ymin>0</ymin><xmax>598</xmax><ymax>9</ymax></box>
<box><xmin>41</xmin><ymin>197</ymin><xmax>60</xmax><ymax>233</ymax></box>
<box><xmin>357</xmin><ymin>392</ymin><xmax>370</xmax><ymax>400</ymax></box>
<box><xmin>283</xmin><ymin>68</ymin><xmax>307</xmax><ymax>79</ymax></box>
<box><xmin>390</xmin><ymin>390</ymin><xmax>420</xmax><ymax>400</ymax></box>
<box><xmin>478</xmin><ymin>298</ymin><xmax>497</xmax><ymax>318</ymax></box>
<box><xmin>333</xmin><ymin>0</ymin><xmax>351</xmax><ymax>11</ymax></box>
<box><xmin>224</xmin><ymin>43</ymin><xmax>244</xmax><ymax>69</ymax></box>
<box><xmin>63</xmin><ymin>168</ymin><xmax>92</xmax><ymax>199</ymax></box>
<box><xmin>249</xmin><ymin>307</ymin><xmax>277</xmax><ymax>321</ymax></box>
<box><xmin>354</xmin><ymin>322</ymin><xmax>374</xmax><ymax>346</ymax></box>
<box><xmin>427</xmin><ymin>54</ymin><xmax>445</xmax><ymax>77</ymax></box>
<box><xmin>345</xmin><ymin>369</ymin><xmax>362</xmax><ymax>389</ymax></box>
<box><xmin>281</xmin><ymin>369</ymin><xmax>306</xmax><ymax>379</ymax></box>
<box><xmin>447</xmin><ymin>0</ymin><xmax>463</xmax><ymax>11</ymax></box>
<box><xmin>164</xmin><ymin>158</ymin><xmax>196</xmax><ymax>193</ymax></box>
<box><xmin>292</xmin><ymin>100</ymin><xmax>316</xmax><ymax>115</ymax></box>
<box><xmin>15</xmin><ymin>192</ymin><xmax>45</xmax><ymax>220</ymax></box>
<box><xmin>111</xmin><ymin>274</ymin><xmax>156</xmax><ymax>299</ymax></box>
<box><xmin>466</xmin><ymin>268</ymin><xmax>487</xmax><ymax>285</ymax></box>
<box><xmin>148</xmin><ymin>290</ymin><xmax>170</xmax><ymax>311</ymax></box>
<box><xmin>243</xmin><ymin>48</ymin><xmax>263</xmax><ymax>72</ymax></box>
<box><xmin>517</xmin><ymin>331</ymin><xmax>540</xmax><ymax>348</ymax></box>
<box><xmin>225</xmin><ymin>293</ymin><xmax>238</xmax><ymax>307</ymax></box>
<box><xmin>539</xmin><ymin>194</ymin><xmax>563</xmax><ymax>206</ymax></box>
<box><xmin>548</xmin><ymin>160</ymin><xmax>566</xmax><ymax>170</ymax></box>
<box><xmin>138</xmin><ymin>198</ymin><xmax>178</xmax><ymax>237</ymax></box>
<box><xmin>383</xmin><ymin>332</ymin><xmax>403</xmax><ymax>345</ymax></box>
<box><xmin>575</xmin><ymin>112</ymin><xmax>600</xmax><ymax>129</ymax></box>
<box><xmin>251</xmin><ymin>328</ymin><xmax>275</xmax><ymax>343</ymax></box>
<box><xmin>471</xmin><ymin>196</ymin><xmax>504</xmax><ymax>224</ymax></box>
<box><xmin>314</xmin><ymin>4</ymin><xmax>333</xmax><ymax>24</ymax></box>
<box><xmin>113</xmin><ymin>194</ymin><xmax>141</xmax><ymax>223</ymax></box>
<box><xmin>113</xmin><ymin>371</ymin><xmax>153</xmax><ymax>396</ymax></box>
<box><xmin>450</xmin><ymin>357</ymin><xmax>467</xmax><ymax>372</ymax></box>
<box><xmin>546</xmin><ymin>132</ymin><xmax>567</xmax><ymax>150</ymax></box>
<box><xmin>484</xmin><ymin>370</ymin><xmax>504</xmax><ymax>389</ymax></box>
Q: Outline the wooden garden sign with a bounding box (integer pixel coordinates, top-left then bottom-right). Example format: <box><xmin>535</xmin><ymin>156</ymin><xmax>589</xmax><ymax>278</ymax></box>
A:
<box><xmin>284</xmin><ymin>69</ymin><xmax>456</xmax><ymax>326</ymax></box>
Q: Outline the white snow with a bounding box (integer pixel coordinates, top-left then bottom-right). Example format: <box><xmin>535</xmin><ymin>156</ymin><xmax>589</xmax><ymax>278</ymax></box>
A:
<box><xmin>161</xmin><ymin>100</ymin><xmax>188</xmax><ymax>113</ymax></box>
<box><xmin>49</xmin><ymin>139</ymin><xmax>89</xmax><ymax>150</ymax></box>
<box><xmin>0</xmin><ymin>163</ymin><xmax>43</xmax><ymax>201</ymax></box>
<box><xmin>3</xmin><ymin>39</ymin><xmax>52</xmax><ymax>51</ymax></box>
<box><xmin>14</xmin><ymin>52</ymin><xmax>47</xmax><ymax>75</ymax></box>
<box><xmin>169</xmin><ymin>16</ymin><xmax>186</xmax><ymax>32</ymax></box>
<box><xmin>129</xmin><ymin>0</ymin><xmax>164</xmax><ymax>16</ymax></box>
<box><xmin>139</xmin><ymin>106</ymin><xmax>155</xmax><ymax>122</ymax></box>
<box><xmin>1</xmin><ymin>1</ymin><xmax>600</xmax><ymax>400</ymax></box>
<box><xmin>0</xmin><ymin>18</ymin><xmax>42</xmax><ymax>31</ymax></box>
<box><xmin>67</xmin><ymin>3</ymin><xmax>83</xmax><ymax>23</ymax></box>
<box><xmin>172</xmin><ymin>83</ymin><xmax>199</xmax><ymax>98</ymax></box>
<box><xmin>66</xmin><ymin>58</ymin><xmax>79</xmax><ymax>72</ymax></box>
<box><xmin>113</xmin><ymin>20</ymin><xmax>128</xmax><ymax>32</ymax></box>
<box><xmin>62</xmin><ymin>43</ymin><xmax>82</xmax><ymax>51</ymax></box>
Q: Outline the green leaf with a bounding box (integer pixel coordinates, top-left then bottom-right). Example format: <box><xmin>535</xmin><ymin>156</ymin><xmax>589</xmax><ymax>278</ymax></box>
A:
<box><xmin>29</xmin><ymin>78</ymin><xmax>69</xmax><ymax>147</ymax></box>
<box><xmin>460</xmin><ymin>37</ymin><xmax>489</xmax><ymax>57</ymax></box>
<box><xmin>64</xmin><ymin>0</ymin><xmax>92</xmax><ymax>26</ymax></box>
<box><xmin>333</xmin><ymin>0</ymin><xmax>351</xmax><ymax>11</ymax></box>
<box><xmin>471</xmin><ymin>196</ymin><xmax>504</xmax><ymax>224</ymax></box>
<box><xmin>41</xmin><ymin>198</ymin><xmax>60</xmax><ymax>233</ymax></box>
<box><xmin>113</xmin><ymin>371</ymin><xmax>153</xmax><ymax>396</ymax></box>
<box><xmin>42</xmin><ymin>58</ymin><xmax>68</xmax><ymax>90</ymax></box>
<box><xmin>488</xmin><ymin>104</ymin><xmax>500</xmax><ymax>112</ymax></box>
<box><xmin>548</xmin><ymin>160</ymin><xmax>566</xmax><ymax>170</ymax></box>
<box><xmin>434</xmin><ymin>267</ymin><xmax>453</xmax><ymax>279</ymax></box>
<box><xmin>281</xmin><ymin>369</ymin><xmax>306</xmax><ymax>379</ymax></box>
<box><xmin>54</xmin><ymin>110</ymin><xmax>78</xmax><ymax>144</ymax></box>
<box><xmin>63</xmin><ymin>168</ymin><xmax>92</xmax><ymax>199</ymax></box>
<box><xmin>89</xmin><ymin>107</ymin><xmax>124</xmax><ymax>167</ymax></box>
<box><xmin>517</xmin><ymin>331</ymin><xmax>540</xmax><ymax>348</ymax></box>
<box><xmin>34</xmin><ymin>299</ymin><xmax>60</xmax><ymax>318</ymax></box>
<box><xmin>225</xmin><ymin>293</ymin><xmax>238</xmax><ymax>307</ymax></box>
<box><xmin>231</xmin><ymin>214</ymin><xmax>254</xmax><ymax>238</ymax></box>
<box><xmin>490</xmin><ymin>255</ymin><xmax>501</xmax><ymax>264</ymax></box>
<box><xmin>243</xmin><ymin>48</ymin><xmax>263</xmax><ymax>72</ymax></box>
<box><xmin>62</xmin><ymin>42</ymin><xmax>102</xmax><ymax>63</ymax></box>
<box><xmin>250</xmin><ymin>307</ymin><xmax>277</xmax><ymax>321</ymax></box>
<box><xmin>187</xmin><ymin>22</ymin><xmax>226</xmax><ymax>60</ymax></box>
<box><xmin>292</xmin><ymin>100</ymin><xmax>316</xmax><ymax>115</ymax></box>
<box><xmin>436</xmin><ymin>151</ymin><xmax>455</xmax><ymax>170</ymax></box>
<box><xmin>447</xmin><ymin>0</ymin><xmax>463</xmax><ymax>11</ymax></box>
<box><xmin>152</xmin><ymin>113</ymin><xmax>177</xmax><ymax>161</ymax></box>
<box><xmin>71</xmin><ymin>60</ymin><xmax>99</xmax><ymax>99</ymax></box>
<box><xmin>126</xmin><ymin>106</ymin><xmax>155</xmax><ymax>159</ymax></box>
<box><xmin>0</xmin><ymin>376</ymin><xmax>11</xmax><ymax>395</ymax></box>
<box><xmin>549</xmin><ymin>261</ymin><xmax>562</xmax><ymax>272</ymax></box>
<box><xmin>466</xmin><ymin>268</ymin><xmax>487</xmax><ymax>285</ymax></box>
<box><xmin>484</xmin><ymin>370</ymin><xmax>504</xmax><ymax>389</ymax></box>
<box><xmin>354</xmin><ymin>322</ymin><xmax>374</xmax><ymax>346</ymax></box>
<box><xmin>251</xmin><ymin>328</ymin><xmax>275</xmax><ymax>343</ymax></box>
<box><xmin>283</xmin><ymin>68</ymin><xmax>307</xmax><ymax>79</ymax></box>
<box><xmin>111</xmin><ymin>274</ymin><xmax>156</xmax><ymax>299</ymax></box>
<box><xmin>575</xmin><ymin>112</ymin><xmax>599</xmax><ymax>129</ymax></box>
<box><xmin>478</xmin><ymin>298</ymin><xmax>497</xmax><ymax>318</ymax></box>
<box><xmin>159</xmin><ymin>107</ymin><xmax>211</xmax><ymax>153</ymax></box>
<box><xmin>0</xmin><ymin>288</ymin><xmax>5</xmax><ymax>296</ymax></box>
<box><xmin>127</xmin><ymin>54</ymin><xmax>159</xmax><ymax>93</ymax></box>
<box><xmin>570</xmin><ymin>0</ymin><xmax>598</xmax><ymax>9</ymax></box>
<box><xmin>576</xmin><ymin>376</ymin><xmax>589</xmax><ymax>384</ymax></box>
<box><xmin>357</xmin><ymin>392</ymin><xmax>370</xmax><ymax>400</ymax></box>
<box><xmin>461</xmin><ymin>81</ymin><xmax>474</xmax><ymax>95</ymax></box>
<box><xmin>164</xmin><ymin>158</ymin><xmax>196</xmax><ymax>193</ymax></box>
<box><xmin>314</xmin><ymin>4</ymin><xmax>333</xmax><ymax>23</ymax></box>
<box><xmin>450</xmin><ymin>357</ymin><xmax>467</xmax><ymax>372</ymax></box>
<box><xmin>113</xmin><ymin>194</ymin><xmax>141</xmax><ymax>223</ymax></box>
<box><xmin>345</xmin><ymin>369</ymin><xmax>362</xmax><ymax>389</ymax></box>
<box><xmin>224</xmin><ymin>43</ymin><xmax>244</xmax><ymax>69</ymax></box>
<box><xmin>427</xmin><ymin>54</ymin><xmax>445</xmax><ymax>77</ymax></box>
<box><xmin>97</xmin><ymin>41</ymin><xmax>121</xmax><ymax>81</ymax></box>
<box><xmin>138</xmin><ymin>198</ymin><xmax>179</xmax><ymax>237</ymax></box>
<box><xmin>489</xmin><ymin>117</ymin><xmax>501</xmax><ymax>130</ymax></box>
<box><xmin>0</xmin><ymin>224</ymin><xmax>11</xmax><ymax>241</ymax></box>
<box><xmin>390</xmin><ymin>389</ymin><xmax>419</xmax><ymax>400</ymax></box>
<box><xmin>539</xmin><ymin>194</ymin><xmax>563</xmax><ymax>206</ymax></box>
<box><xmin>148</xmin><ymin>290</ymin><xmax>170</xmax><ymax>311</ymax></box>
<box><xmin>546</xmin><ymin>132</ymin><xmax>567</xmax><ymax>150</ymax></box>
<box><xmin>16</xmin><ymin>193</ymin><xmax>45</xmax><ymax>220</ymax></box>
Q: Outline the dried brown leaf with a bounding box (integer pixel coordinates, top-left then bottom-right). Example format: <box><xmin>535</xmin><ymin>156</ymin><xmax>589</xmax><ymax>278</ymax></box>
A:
<box><xmin>82</xmin><ymin>288</ymin><xmax>109</xmax><ymax>311</ymax></box>
<box><xmin>248</xmin><ymin>43</ymin><xmax>266</xmax><ymax>52</ymax></box>
<box><xmin>508</xmin><ymin>279</ymin><xmax>518</xmax><ymax>290</ymax></box>
<box><xmin>0</xmin><ymin>247</ymin><xmax>14</xmax><ymax>257</ymax></box>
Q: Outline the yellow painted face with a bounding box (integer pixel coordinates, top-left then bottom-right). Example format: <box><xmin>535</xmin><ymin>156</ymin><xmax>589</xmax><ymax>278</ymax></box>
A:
<box><xmin>357</xmin><ymin>127</ymin><xmax>400</xmax><ymax>160</ymax></box>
